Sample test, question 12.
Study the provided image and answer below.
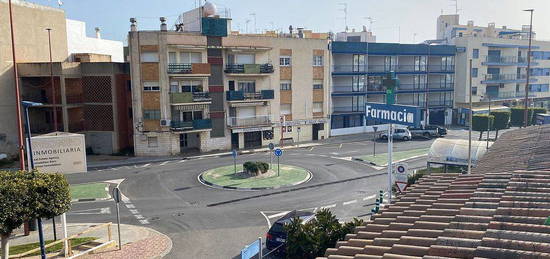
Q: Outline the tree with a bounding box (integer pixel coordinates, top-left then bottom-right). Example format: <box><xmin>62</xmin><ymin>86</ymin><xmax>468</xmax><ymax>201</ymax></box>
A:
<box><xmin>285</xmin><ymin>209</ymin><xmax>363</xmax><ymax>258</ymax></box>
<box><xmin>490</xmin><ymin>110</ymin><xmax>511</xmax><ymax>139</ymax></box>
<box><xmin>0</xmin><ymin>170</ymin><xmax>71</xmax><ymax>259</ymax></box>
<box><xmin>472</xmin><ymin>114</ymin><xmax>494</xmax><ymax>140</ymax></box>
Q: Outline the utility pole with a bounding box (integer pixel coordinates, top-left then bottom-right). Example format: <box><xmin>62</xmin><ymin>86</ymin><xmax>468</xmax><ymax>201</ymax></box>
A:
<box><xmin>487</xmin><ymin>96</ymin><xmax>491</xmax><ymax>149</ymax></box>
<box><xmin>250</xmin><ymin>13</ymin><xmax>257</xmax><ymax>33</ymax></box>
<box><xmin>47</xmin><ymin>28</ymin><xmax>58</xmax><ymax>132</ymax></box>
<box><xmin>338</xmin><ymin>3</ymin><xmax>348</xmax><ymax>32</ymax></box>
<box><xmin>523</xmin><ymin>9</ymin><xmax>534</xmax><ymax>127</ymax></box>
<box><xmin>468</xmin><ymin>59</ymin><xmax>473</xmax><ymax>174</ymax></box>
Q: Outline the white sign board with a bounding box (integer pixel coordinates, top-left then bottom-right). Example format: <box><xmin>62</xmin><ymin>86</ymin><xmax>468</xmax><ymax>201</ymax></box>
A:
<box><xmin>28</xmin><ymin>132</ymin><xmax>87</xmax><ymax>174</ymax></box>
<box><xmin>393</xmin><ymin>162</ymin><xmax>408</xmax><ymax>192</ymax></box>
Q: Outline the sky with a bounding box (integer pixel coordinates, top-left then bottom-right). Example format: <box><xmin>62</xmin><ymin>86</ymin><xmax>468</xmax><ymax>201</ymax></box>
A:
<box><xmin>26</xmin><ymin>0</ymin><xmax>550</xmax><ymax>45</ymax></box>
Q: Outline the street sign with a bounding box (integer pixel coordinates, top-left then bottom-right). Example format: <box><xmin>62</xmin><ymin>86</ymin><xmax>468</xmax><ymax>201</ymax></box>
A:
<box><xmin>112</xmin><ymin>187</ymin><xmax>121</xmax><ymax>203</ymax></box>
<box><xmin>241</xmin><ymin>238</ymin><xmax>261</xmax><ymax>259</ymax></box>
<box><xmin>394</xmin><ymin>162</ymin><xmax>409</xmax><ymax>193</ymax></box>
<box><xmin>232</xmin><ymin>149</ymin><xmax>238</xmax><ymax>158</ymax></box>
<box><xmin>268</xmin><ymin>143</ymin><xmax>275</xmax><ymax>150</ymax></box>
<box><xmin>112</xmin><ymin>187</ymin><xmax>122</xmax><ymax>250</ymax></box>
<box><xmin>365</xmin><ymin>102</ymin><xmax>421</xmax><ymax>127</ymax></box>
<box><xmin>274</xmin><ymin>148</ymin><xmax>283</xmax><ymax>157</ymax></box>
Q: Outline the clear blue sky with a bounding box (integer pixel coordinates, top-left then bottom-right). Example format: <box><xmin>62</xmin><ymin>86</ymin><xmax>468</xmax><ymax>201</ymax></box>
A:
<box><xmin>27</xmin><ymin>0</ymin><xmax>550</xmax><ymax>44</ymax></box>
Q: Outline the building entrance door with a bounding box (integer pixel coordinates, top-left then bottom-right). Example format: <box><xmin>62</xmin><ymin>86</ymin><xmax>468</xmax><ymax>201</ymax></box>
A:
<box><xmin>244</xmin><ymin>131</ymin><xmax>262</xmax><ymax>149</ymax></box>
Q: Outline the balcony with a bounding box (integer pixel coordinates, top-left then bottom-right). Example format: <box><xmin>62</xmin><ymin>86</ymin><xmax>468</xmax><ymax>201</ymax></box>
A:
<box><xmin>481</xmin><ymin>91</ymin><xmax>536</xmax><ymax>101</ymax></box>
<box><xmin>227</xmin><ymin>115</ymin><xmax>271</xmax><ymax>128</ymax></box>
<box><xmin>226</xmin><ymin>90</ymin><xmax>274</xmax><ymax>101</ymax></box>
<box><xmin>168</xmin><ymin>63</ymin><xmax>211</xmax><ymax>75</ymax></box>
<box><xmin>170</xmin><ymin>119</ymin><xmax>212</xmax><ymax>131</ymax></box>
<box><xmin>481</xmin><ymin>73</ymin><xmax>529</xmax><ymax>84</ymax></box>
<box><xmin>170</xmin><ymin>92</ymin><xmax>211</xmax><ymax>104</ymax></box>
<box><xmin>224</xmin><ymin>64</ymin><xmax>274</xmax><ymax>75</ymax></box>
<box><xmin>398</xmin><ymin>100</ymin><xmax>453</xmax><ymax>108</ymax></box>
<box><xmin>482</xmin><ymin>55</ymin><xmax>534</xmax><ymax>66</ymax></box>
<box><xmin>331</xmin><ymin>85</ymin><xmax>367</xmax><ymax>96</ymax></box>
<box><xmin>332</xmin><ymin>106</ymin><xmax>366</xmax><ymax>114</ymax></box>
<box><xmin>332</xmin><ymin>65</ymin><xmax>454</xmax><ymax>75</ymax></box>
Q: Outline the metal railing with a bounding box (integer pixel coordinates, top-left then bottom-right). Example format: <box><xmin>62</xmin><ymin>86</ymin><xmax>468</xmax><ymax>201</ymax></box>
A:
<box><xmin>171</xmin><ymin>119</ymin><xmax>212</xmax><ymax>130</ymax></box>
<box><xmin>332</xmin><ymin>65</ymin><xmax>455</xmax><ymax>73</ymax></box>
<box><xmin>168</xmin><ymin>63</ymin><xmax>192</xmax><ymax>74</ymax></box>
<box><xmin>226</xmin><ymin>90</ymin><xmax>274</xmax><ymax>101</ymax></box>
<box><xmin>481</xmin><ymin>91</ymin><xmax>536</xmax><ymax>101</ymax></box>
<box><xmin>483</xmin><ymin>55</ymin><xmax>528</xmax><ymax>64</ymax></box>
<box><xmin>483</xmin><ymin>73</ymin><xmax>527</xmax><ymax>81</ymax></box>
<box><xmin>332</xmin><ymin>106</ymin><xmax>366</xmax><ymax>113</ymax></box>
<box><xmin>224</xmin><ymin>63</ymin><xmax>274</xmax><ymax>74</ymax></box>
<box><xmin>227</xmin><ymin>115</ymin><xmax>271</xmax><ymax>127</ymax></box>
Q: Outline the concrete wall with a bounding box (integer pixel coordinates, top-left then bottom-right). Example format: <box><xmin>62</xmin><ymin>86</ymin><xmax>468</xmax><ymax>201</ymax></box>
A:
<box><xmin>66</xmin><ymin>19</ymin><xmax>124</xmax><ymax>62</ymax></box>
<box><xmin>0</xmin><ymin>0</ymin><xmax>68</xmax><ymax>156</ymax></box>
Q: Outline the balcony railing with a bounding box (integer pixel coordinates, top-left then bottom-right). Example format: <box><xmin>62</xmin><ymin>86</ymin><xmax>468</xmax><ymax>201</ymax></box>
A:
<box><xmin>483</xmin><ymin>74</ymin><xmax>527</xmax><ymax>82</ymax></box>
<box><xmin>332</xmin><ymin>65</ymin><xmax>454</xmax><ymax>73</ymax></box>
<box><xmin>170</xmin><ymin>92</ymin><xmax>211</xmax><ymax>103</ymax></box>
<box><xmin>481</xmin><ymin>91</ymin><xmax>536</xmax><ymax>101</ymax></box>
<box><xmin>168</xmin><ymin>63</ymin><xmax>211</xmax><ymax>74</ymax></box>
<box><xmin>332</xmin><ymin>106</ymin><xmax>366</xmax><ymax>113</ymax></box>
<box><xmin>398</xmin><ymin>100</ymin><xmax>453</xmax><ymax>107</ymax></box>
<box><xmin>170</xmin><ymin>119</ymin><xmax>212</xmax><ymax>131</ymax></box>
<box><xmin>482</xmin><ymin>55</ymin><xmax>529</xmax><ymax>65</ymax></box>
<box><xmin>224</xmin><ymin>63</ymin><xmax>274</xmax><ymax>74</ymax></box>
<box><xmin>227</xmin><ymin>115</ymin><xmax>271</xmax><ymax>127</ymax></box>
<box><xmin>226</xmin><ymin>90</ymin><xmax>274</xmax><ymax>101</ymax></box>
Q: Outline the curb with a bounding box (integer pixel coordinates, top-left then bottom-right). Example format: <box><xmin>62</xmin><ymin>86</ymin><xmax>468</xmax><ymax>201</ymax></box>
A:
<box><xmin>197</xmin><ymin>167</ymin><xmax>313</xmax><ymax>191</ymax></box>
<box><xmin>71</xmin><ymin>197</ymin><xmax>112</xmax><ymax>203</ymax></box>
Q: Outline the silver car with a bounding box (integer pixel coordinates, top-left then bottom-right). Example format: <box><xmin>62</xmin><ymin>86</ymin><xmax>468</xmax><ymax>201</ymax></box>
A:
<box><xmin>379</xmin><ymin>128</ymin><xmax>412</xmax><ymax>141</ymax></box>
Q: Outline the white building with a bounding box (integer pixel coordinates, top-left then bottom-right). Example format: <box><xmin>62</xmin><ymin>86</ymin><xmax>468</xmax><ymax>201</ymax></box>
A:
<box><xmin>436</xmin><ymin>14</ymin><xmax>550</xmax><ymax>125</ymax></box>
<box><xmin>335</xmin><ymin>26</ymin><xmax>376</xmax><ymax>43</ymax></box>
<box><xmin>66</xmin><ymin>19</ymin><xmax>124</xmax><ymax>62</ymax></box>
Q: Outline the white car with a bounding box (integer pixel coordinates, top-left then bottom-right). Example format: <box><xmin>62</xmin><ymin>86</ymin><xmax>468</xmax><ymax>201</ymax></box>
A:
<box><xmin>379</xmin><ymin>128</ymin><xmax>412</xmax><ymax>141</ymax></box>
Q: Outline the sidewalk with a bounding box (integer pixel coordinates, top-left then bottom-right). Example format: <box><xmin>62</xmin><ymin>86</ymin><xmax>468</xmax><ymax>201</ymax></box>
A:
<box><xmin>10</xmin><ymin>223</ymin><xmax>172</xmax><ymax>259</ymax></box>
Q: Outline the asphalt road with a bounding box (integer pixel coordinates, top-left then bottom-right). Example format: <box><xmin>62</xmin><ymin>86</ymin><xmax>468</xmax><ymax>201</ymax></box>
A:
<box><xmin>65</xmin><ymin>129</ymin><xmax>477</xmax><ymax>259</ymax></box>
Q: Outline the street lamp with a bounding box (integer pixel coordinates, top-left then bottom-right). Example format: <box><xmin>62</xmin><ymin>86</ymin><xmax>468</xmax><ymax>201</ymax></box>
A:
<box><xmin>46</xmin><ymin>28</ymin><xmax>58</xmax><ymax>132</ymax></box>
<box><xmin>523</xmin><ymin>9</ymin><xmax>534</xmax><ymax>127</ymax></box>
<box><xmin>21</xmin><ymin>100</ymin><xmax>47</xmax><ymax>259</ymax></box>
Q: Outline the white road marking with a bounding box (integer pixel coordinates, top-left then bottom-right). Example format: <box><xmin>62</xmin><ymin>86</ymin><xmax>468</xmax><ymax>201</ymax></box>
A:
<box><xmin>141</xmin><ymin>163</ymin><xmax>151</xmax><ymax>168</ymax></box>
<box><xmin>260</xmin><ymin>211</ymin><xmax>271</xmax><ymax>228</ymax></box>
<box><xmin>129</xmin><ymin>209</ymin><xmax>139</xmax><ymax>214</ymax></box>
<box><xmin>125</xmin><ymin>204</ymin><xmax>135</xmax><ymax>209</ymax></box>
<box><xmin>343</xmin><ymin>200</ymin><xmax>357</xmax><ymax>206</ymax></box>
<box><xmin>160</xmin><ymin>161</ymin><xmax>170</xmax><ymax>166</ymax></box>
<box><xmin>110</xmin><ymin>167</ymin><xmax>118</xmax><ymax>171</ymax></box>
<box><xmin>177</xmin><ymin>159</ymin><xmax>186</xmax><ymax>163</ymax></box>
<box><xmin>313</xmin><ymin>207</ymin><xmax>318</xmax><ymax>213</ymax></box>
<box><xmin>139</xmin><ymin>219</ymin><xmax>149</xmax><ymax>225</ymax></box>
<box><xmin>309</xmin><ymin>147</ymin><xmax>314</xmax><ymax>151</ymax></box>
<box><xmin>69</xmin><ymin>207</ymin><xmax>111</xmax><ymax>215</ymax></box>
<box><xmin>332</xmin><ymin>156</ymin><xmax>353</xmax><ymax>161</ymax></box>
<box><xmin>363</xmin><ymin>194</ymin><xmax>377</xmax><ymax>201</ymax></box>
<box><xmin>135</xmin><ymin>214</ymin><xmax>144</xmax><ymax>219</ymax></box>
<box><xmin>267</xmin><ymin>211</ymin><xmax>291</xmax><ymax>219</ymax></box>
<box><xmin>339</xmin><ymin>144</ymin><xmax>343</xmax><ymax>149</ymax></box>
<box><xmin>321</xmin><ymin>204</ymin><xmax>336</xmax><ymax>209</ymax></box>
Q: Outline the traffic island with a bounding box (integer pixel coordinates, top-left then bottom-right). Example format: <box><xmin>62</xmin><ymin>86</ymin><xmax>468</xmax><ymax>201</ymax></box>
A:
<box><xmin>199</xmin><ymin>164</ymin><xmax>312</xmax><ymax>190</ymax></box>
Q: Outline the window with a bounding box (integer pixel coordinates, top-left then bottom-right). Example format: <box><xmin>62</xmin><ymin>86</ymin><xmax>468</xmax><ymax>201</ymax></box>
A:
<box><xmin>147</xmin><ymin>137</ymin><xmax>158</xmax><ymax>148</ymax></box>
<box><xmin>531</xmin><ymin>51</ymin><xmax>550</xmax><ymax>60</ymax></box>
<box><xmin>472</xmin><ymin>87</ymin><xmax>478</xmax><ymax>96</ymax></box>
<box><xmin>281</xmin><ymin>104</ymin><xmax>291</xmax><ymax>115</ymax></box>
<box><xmin>313</xmin><ymin>55</ymin><xmax>323</xmax><ymax>66</ymax></box>
<box><xmin>280</xmin><ymin>56</ymin><xmax>291</xmax><ymax>66</ymax></box>
<box><xmin>238</xmin><ymin>81</ymin><xmax>256</xmax><ymax>93</ymax></box>
<box><xmin>472</xmin><ymin>68</ymin><xmax>478</xmax><ymax>78</ymax></box>
<box><xmin>143</xmin><ymin>81</ymin><xmax>160</xmax><ymax>91</ymax></box>
<box><xmin>170</xmin><ymin>81</ymin><xmax>179</xmax><ymax>93</ymax></box>
<box><xmin>141</xmin><ymin>52</ymin><xmax>159</xmax><ymax>62</ymax></box>
<box><xmin>181</xmin><ymin>81</ymin><xmax>203</xmax><ymax>92</ymax></box>
<box><xmin>180</xmin><ymin>52</ymin><xmax>202</xmax><ymax>63</ymax></box>
<box><xmin>143</xmin><ymin>110</ymin><xmax>161</xmax><ymax>120</ymax></box>
<box><xmin>472</xmin><ymin>49</ymin><xmax>479</xmax><ymax>59</ymax></box>
<box><xmin>530</xmin><ymin>68</ymin><xmax>550</xmax><ymax>76</ymax></box>
<box><xmin>313</xmin><ymin>102</ymin><xmax>323</xmax><ymax>113</ymax></box>
<box><xmin>458</xmin><ymin>32</ymin><xmax>463</xmax><ymax>37</ymax></box>
<box><xmin>280</xmin><ymin>80</ymin><xmax>292</xmax><ymax>90</ymax></box>
<box><xmin>529</xmin><ymin>84</ymin><xmax>550</xmax><ymax>92</ymax></box>
<box><xmin>168</xmin><ymin>52</ymin><xmax>177</xmax><ymax>63</ymax></box>
<box><xmin>313</xmin><ymin>80</ymin><xmax>323</xmax><ymax>89</ymax></box>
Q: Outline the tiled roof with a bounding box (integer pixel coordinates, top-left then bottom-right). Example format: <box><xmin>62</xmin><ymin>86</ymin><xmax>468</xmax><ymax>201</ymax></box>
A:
<box><xmin>319</xmin><ymin>125</ymin><xmax>550</xmax><ymax>259</ymax></box>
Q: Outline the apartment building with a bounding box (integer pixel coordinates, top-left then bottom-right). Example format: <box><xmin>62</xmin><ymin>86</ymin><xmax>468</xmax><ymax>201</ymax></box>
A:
<box><xmin>330</xmin><ymin>41</ymin><xmax>456</xmax><ymax>136</ymax></box>
<box><xmin>437</xmin><ymin>14</ymin><xmax>550</xmax><ymax>125</ymax></box>
<box><xmin>128</xmin><ymin>7</ymin><xmax>330</xmax><ymax>156</ymax></box>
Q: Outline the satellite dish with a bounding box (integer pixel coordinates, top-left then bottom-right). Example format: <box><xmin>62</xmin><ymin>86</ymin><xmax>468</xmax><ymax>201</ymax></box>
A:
<box><xmin>203</xmin><ymin>1</ymin><xmax>217</xmax><ymax>17</ymax></box>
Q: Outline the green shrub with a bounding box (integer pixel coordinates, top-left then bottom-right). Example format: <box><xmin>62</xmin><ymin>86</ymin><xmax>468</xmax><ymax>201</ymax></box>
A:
<box><xmin>243</xmin><ymin>161</ymin><xmax>258</xmax><ymax>174</ymax></box>
<box><xmin>472</xmin><ymin>114</ymin><xmax>494</xmax><ymax>140</ymax></box>
<box><xmin>510</xmin><ymin>107</ymin><xmax>548</xmax><ymax>126</ymax></box>
<box><xmin>490</xmin><ymin>110</ymin><xmax>511</xmax><ymax>139</ymax></box>
<box><xmin>257</xmin><ymin>162</ymin><xmax>269</xmax><ymax>173</ymax></box>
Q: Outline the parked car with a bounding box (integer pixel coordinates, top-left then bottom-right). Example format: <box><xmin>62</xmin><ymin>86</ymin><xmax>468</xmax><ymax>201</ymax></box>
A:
<box><xmin>408</xmin><ymin>125</ymin><xmax>447</xmax><ymax>139</ymax></box>
<box><xmin>379</xmin><ymin>128</ymin><xmax>412</xmax><ymax>141</ymax></box>
<box><xmin>266</xmin><ymin>210</ymin><xmax>315</xmax><ymax>254</ymax></box>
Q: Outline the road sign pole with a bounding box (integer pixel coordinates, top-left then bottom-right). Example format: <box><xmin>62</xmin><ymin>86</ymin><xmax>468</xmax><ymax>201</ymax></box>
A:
<box><xmin>234</xmin><ymin>156</ymin><xmax>237</xmax><ymax>175</ymax></box>
<box><xmin>373</xmin><ymin>126</ymin><xmax>378</xmax><ymax>157</ymax></box>
<box><xmin>258</xmin><ymin>237</ymin><xmax>263</xmax><ymax>258</ymax></box>
<box><xmin>387</xmin><ymin>123</ymin><xmax>393</xmax><ymax>203</ymax></box>
<box><xmin>113</xmin><ymin>188</ymin><xmax>122</xmax><ymax>250</ymax></box>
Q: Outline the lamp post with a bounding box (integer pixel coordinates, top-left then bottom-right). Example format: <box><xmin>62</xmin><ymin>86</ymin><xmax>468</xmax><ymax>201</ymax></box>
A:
<box><xmin>523</xmin><ymin>9</ymin><xmax>534</xmax><ymax>127</ymax></box>
<box><xmin>22</xmin><ymin>101</ymin><xmax>47</xmax><ymax>259</ymax></box>
<box><xmin>46</xmin><ymin>28</ymin><xmax>58</xmax><ymax>132</ymax></box>
<box><xmin>486</xmin><ymin>96</ymin><xmax>491</xmax><ymax>149</ymax></box>
<box><xmin>468</xmin><ymin>59</ymin><xmax>473</xmax><ymax>174</ymax></box>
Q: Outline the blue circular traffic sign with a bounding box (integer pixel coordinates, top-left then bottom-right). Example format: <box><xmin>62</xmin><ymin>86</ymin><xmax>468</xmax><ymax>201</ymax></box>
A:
<box><xmin>274</xmin><ymin>148</ymin><xmax>283</xmax><ymax>157</ymax></box>
<box><xmin>232</xmin><ymin>149</ymin><xmax>237</xmax><ymax>158</ymax></box>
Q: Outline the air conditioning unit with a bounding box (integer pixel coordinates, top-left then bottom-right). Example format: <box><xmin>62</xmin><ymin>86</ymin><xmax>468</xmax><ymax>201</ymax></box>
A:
<box><xmin>160</xmin><ymin>119</ymin><xmax>171</xmax><ymax>126</ymax></box>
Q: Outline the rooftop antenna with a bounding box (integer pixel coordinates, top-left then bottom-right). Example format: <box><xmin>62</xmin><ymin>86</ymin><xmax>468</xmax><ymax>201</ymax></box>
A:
<box><xmin>245</xmin><ymin>19</ymin><xmax>251</xmax><ymax>34</ymax></box>
<box><xmin>413</xmin><ymin>32</ymin><xmax>417</xmax><ymax>42</ymax></box>
<box><xmin>450</xmin><ymin>0</ymin><xmax>461</xmax><ymax>14</ymax></box>
<box><xmin>364</xmin><ymin>16</ymin><xmax>375</xmax><ymax>32</ymax></box>
<box><xmin>250</xmin><ymin>13</ymin><xmax>257</xmax><ymax>33</ymax></box>
<box><xmin>338</xmin><ymin>3</ymin><xmax>348</xmax><ymax>32</ymax></box>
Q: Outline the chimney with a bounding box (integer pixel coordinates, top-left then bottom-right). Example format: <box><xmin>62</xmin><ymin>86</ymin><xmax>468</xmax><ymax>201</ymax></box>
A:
<box><xmin>297</xmin><ymin>27</ymin><xmax>304</xmax><ymax>38</ymax></box>
<box><xmin>160</xmin><ymin>17</ymin><xmax>167</xmax><ymax>31</ymax></box>
<box><xmin>94</xmin><ymin>27</ymin><xmax>101</xmax><ymax>39</ymax></box>
<box><xmin>130</xmin><ymin>18</ymin><xmax>137</xmax><ymax>32</ymax></box>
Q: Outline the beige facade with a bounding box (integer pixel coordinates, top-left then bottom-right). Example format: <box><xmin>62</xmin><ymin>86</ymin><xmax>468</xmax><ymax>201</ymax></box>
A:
<box><xmin>0</xmin><ymin>0</ymin><xmax>68</xmax><ymax>155</ymax></box>
<box><xmin>129</xmin><ymin>23</ymin><xmax>330</xmax><ymax>156</ymax></box>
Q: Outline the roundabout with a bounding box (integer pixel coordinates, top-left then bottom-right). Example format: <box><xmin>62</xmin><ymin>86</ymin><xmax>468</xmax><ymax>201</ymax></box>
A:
<box><xmin>199</xmin><ymin>164</ymin><xmax>312</xmax><ymax>190</ymax></box>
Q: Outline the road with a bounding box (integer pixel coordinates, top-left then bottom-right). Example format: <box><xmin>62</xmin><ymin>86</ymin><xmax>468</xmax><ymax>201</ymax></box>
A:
<box><xmin>65</xmin><ymin>129</ymin><xmax>475</xmax><ymax>258</ymax></box>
